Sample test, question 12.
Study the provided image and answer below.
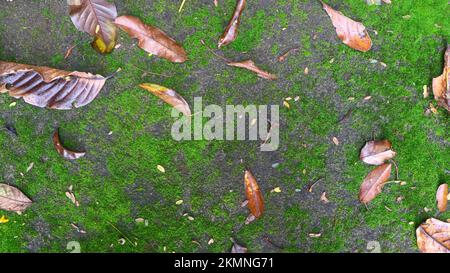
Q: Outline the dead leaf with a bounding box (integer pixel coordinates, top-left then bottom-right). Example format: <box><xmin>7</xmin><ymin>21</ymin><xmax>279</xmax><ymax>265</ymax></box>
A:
<box><xmin>227</xmin><ymin>60</ymin><xmax>277</xmax><ymax>80</ymax></box>
<box><xmin>432</xmin><ymin>45</ymin><xmax>449</xmax><ymax>112</ymax></box>
<box><xmin>437</xmin><ymin>184</ymin><xmax>448</xmax><ymax>212</ymax></box>
<box><xmin>359</xmin><ymin>163</ymin><xmax>392</xmax><ymax>204</ymax></box>
<box><xmin>382</xmin><ymin>0</ymin><xmax>391</xmax><ymax>3</ymax></box>
<box><xmin>218</xmin><ymin>0</ymin><xmax>246</xmax><ymax>48</ymax></box>
<box><xmin>244</xmin><ymin>170</ymin><xmax>264</xmax><ymax>218</ymax></box>
<box><xmin>332</xmin><ymin>137</ymin><xmax>339</xmax><ymax>146</ymax></box>
<box><xmin>308</xmin><ymin>233</ymin><xmax>322</xmax><ymax>238</ymax></box>
<box><xmin>320</xmin><ymin>1</ymin><xmax>372</xmax><ymax>52</ymax></box>
<box><xmin>423</xmin><ymin>85</ymin><xmax>429</xmax><ymax>98</ymax></box>
<box><xmin>65</xmin><ymin>191</ymin><xmax>79</xmax><ymax>207</ymax></box>
<box><xmin>0</xmin><ymin>215</ymin><xmax>9</xmax><ymax>224</ymax></box>
<box><xmin>64</xmin><ymin>45</ymin><xmax>76</xmax><ymax>60</ymax></box>
<box><xmin>115</xmin><ymin>15</ymin><xmax>187</xmax><ymax>63</ymax></box>
<box><xmin>320</xmin><ymin>192</ymin><xmax>330</xmax><ymax>204</ymax></box>
<box><xmin>0</xmin><ymin>61</ymin><xmax>107</xmax><ymax>110</ymax></box>
<box><xmin>278</xmin><ymin>48</ymin><xmax>299</xmax><ymax>62</ymax></box>
<box><xmin>157</xmin><ymin>165</ymin><xmax>166</xmax><ymax>173</ymax></box>
<box><xmin>69</xmin><ymin>0</ymin><xmax>118</xmax><ymax>54</ymax></box>
<box><xmin>230</xmin><ymin>238</ymin><xmax>248</xmax><ymax>253</ymax></box>
<box><xmin>0</xmin><ymin>183</ymin><xmax>32</xmax><ymax>213</ymax></box>
<box><xmin>139</xmin><ymin>83</ymin><xmax>191</xmax><ymax>117</ymax></box>
<box><xmin>360</xmin><ymin>140</ymin><xmax>396</xmax><ymax>165</ymax></box>
<box><xmin>416</xmin><ymin>218</ymin><xmax>450</xmax><ymax>253</ymax></box>
<box><xmin>53</xmin><ymin>129</ymin><xmax>86</xmax><ymax>160</ymax></box>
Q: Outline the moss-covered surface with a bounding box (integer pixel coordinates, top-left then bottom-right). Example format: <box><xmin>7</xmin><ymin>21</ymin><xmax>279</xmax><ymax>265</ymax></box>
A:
<box><xmin>0</xmin><ymin>0</ymin><xmax>449</xmax><ymax>253</ymax></box>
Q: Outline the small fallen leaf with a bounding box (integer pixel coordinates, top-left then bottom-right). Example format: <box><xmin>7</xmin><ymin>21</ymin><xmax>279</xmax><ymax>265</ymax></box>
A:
<box><xmin>227</xmin><ymin>60</ymin><xmax>277</xmax><ymax>80</ymax></box>
<box><xmin>423</xmin><ymin>85</ymin><xmax>429</xmax><ymax>98</ymax></box>
<box><xmin>244</xmin><ymin>170</ymin><xmax>264</xmax><ymax>218</ymax></box>
<box><xmin>64</xmin><ymin>45</ymin><xmax>76</xmax><ymax>60</ymax></box>
<box><xmin>332</xmin><ymin>137</ymin><xmax>339</xmax><ymax>146</ymax></box>
<box><xmin>65</xmin><ymin>191</ymin><xmax>79</xmax><ymax>207</ymax></box>
<box><xmin>69</xmin><ymin>0</ymin><xmax>118</xmax><ymax>54</ymax></box>
<box><xmin>360</xmin><ymin>140</ymin><xmax>396</xmax><ymax>165</ymax></box>
<box><xmin>53</xmin><ymin>129</ymin><xmax>86</xmax><ymax>160</ymax></box>
<box><xmin>175</xmin><ymin>200</ymin><xmax>183</xmax><ymax>205</ymax></box>
<box><xmin>271</xmin><ymin>187</ymin><xmax>281</xmax><ymax>193</ymax></box>
<box><xmin>436</xmin><ymin>184</ymin><xmax>448</xmax><ymax>212</ymax></box>
<box><xmin>26</xmin><ymin>162</ymin><xmax>34</xmax><ymax>173</ymax></box>
<box><xmin>0</xmin><ymin>183</ymin><xmax>32</xmax><ymax>213</ymax></box>
<box><xmin>320</xmin><ymin>192</ymin><xmax>330</xmax><ymax>204</ymax></box>
<box><xmin>245</xmin><ymin>214</ymin><xmax>256</xmax><ymax>224</ymax></box>
<box><xmin>359</xmin><ymin>163</ymin><xmax>392</xmax><ymax>204</ymax></box>
<box><xmin>320</xmin><ymin>1</ymin><xmax>372</xmax><ymax>52</ymax></box>
<box><xmin>416</xmin><ymin>218</ymin><xmax>450</xmax><ymax>253</ymax></box>
<box><xmin>157</xmin><ymin>165</ymin><xmax>166</xmax><ymax>173</ymax></box>
<box><xmin>0</xmin><ymin>215</ymin><xmax>9</xmax><ymax>224</ymax></box>
<box><xmin>208</xmin><ymin>238</ymin><xmax>215</xmax><ymax>245</ymax></box>
<box><xmin>9</xmin><ymin>101</ymin><xmax>16</xmax><ymax>107</ymax></box>
<box><xmin>278</xmin><ymin>48</ymin><xmax>299</xmax><ymax>62</ymax></box>
<box><xmin>309</xmin><ymin>233</ymin><xmax>322</xmax><ymax>238</ymax></box>
<box><xmin>135</xmin><ymin>218</ymin><xmax>145</xmax><ymax>223</ymax></box>
<box><xmin>432</xmin><ymin>45</ymin><xmax>449</xmax><ymax>112</ymax></box>
<box><xmin>218</xmin><ymin>0</ymin><xmax>246</xmax><ymax>48</ymax></box>
<box><xmin>283</xmin><ymin>100</ymin><xmax>290</xmax><ymax>109</ymax></box>
<box><xmin>115</xmin><ymin>15</ymin><xmax>187</xmax><ymax>63</ymax></box>
<box><xmin>139</xmin><ymin>83</ymin><xmax>191</xmax><ymax>117</ymax></box>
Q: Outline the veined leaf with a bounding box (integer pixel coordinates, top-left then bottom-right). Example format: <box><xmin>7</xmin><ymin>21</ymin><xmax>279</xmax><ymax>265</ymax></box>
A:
<box><xmin>69</xmin><ymin>0</ymin><xmax>118</xmax><ymax>54</ymax></box>
<box><xmin>244</xmin><ymin>170</ymin><xmax>264</xmax><ymax>218</ymax></box>
<box><xmin>0</xmin><ymin>184</ymin><xmax>32</xmax><ymax>213</ymax></box>
<box><xmin>218</xmin><ymin>0</ymin><xmax>246</xmax><ymax>48</ymax></box>
<box><xmin>320</xmin><ymin>1</ymin><xmax>372</xmax><ymax>52</ymax></box>
<box><xmin>0</xmin><ymin>61</ymin><xmax>107</xmax><ymax>110</ymax></box>
<box><xmin>416</xmin><ymin>218</ymin><xmax>450</xmax><ymax>253</ymax></box>
<box><xmin>360</xmin><ymin>140</ymin><xmax>396</xmax><ymax>165</ymax></box>
<box><xmin>359</xmin><ymin>163</ymin><xmax>392</xmax><ymax>204</ymax></box>
<box><xmin>139</xmin><ymin>83</ymin><xmax>191</xmax><ymax>117</ymax></box>
<box><xmin>115</xmin><ymin>15</ymin><xmax>187</xmax><ymax>63</ymax></box>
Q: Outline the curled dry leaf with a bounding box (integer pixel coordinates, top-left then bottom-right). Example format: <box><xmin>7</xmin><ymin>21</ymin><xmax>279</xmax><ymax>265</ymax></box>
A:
<box><xmin>320</xmin><ymin>1</ymin><xmax>372</xmax><ymax>52</ymax></box>
<box><xmin>416</xmin><ymin>218</ymin><xmax>450</xmax><ymax>253</ymax></box>
<box><xmin>69</xmin><ymin>0</ymin><xmax>118</xmax><ymax>54</ymax></box>
<box><xmin>115</xmin><ymin>15</ymin><xmax>187</xmax><ymax>63</ymax></box>
<box><xmin>244</xmin><ymin>170</ymin><xmax>264</xmax><ymax>218</ymax></box>
<box><xmin>53</xmin><ymin>129</ymin><xmax>86</xmax><ymax>160</ymax></box>
<box><xmin>437</xmin><ymin>184</ymin><xmax>448</xmax><ymax>212</ymax></box>
<box><xmin>218</xmin><ymin>0</ymin><xmax>246</xmax><ymax>48</ymax></box>
<box><xmin>432</xmin><ymin>45</ymin><xmax>449</xmax><ymax>112</ymax></box>
<box><xmin>0</xmin><ymin>183</ymin><xmax>32</xmax><ymax>213</ymax></box>
<box><xmin>230</xmin><ymin>238</ymin><xmax>248</xmax><ymax>253</ymax></box>
<box><xmin>360</xmin><ymin>140</ymin><xmax>396</xmax><ymax>165</ymax></box>
<box><xmin>139</xmin><ymin>83</ymin><xmax>191</xmax><ymax>117</ymax></box>
<box><xmin>359</xmin><ymin>163</ymin><xmax>392</xmax><ymax>204</ymax></box>
<box><xmin>227</xmin><ymin>60</ymin><xmax>277</xmax><ymax>80</ymax></box>
<box><xmin>0</xmin><ymin>61</ymin><xmax>107</xmax><ymax>110</ymax></box>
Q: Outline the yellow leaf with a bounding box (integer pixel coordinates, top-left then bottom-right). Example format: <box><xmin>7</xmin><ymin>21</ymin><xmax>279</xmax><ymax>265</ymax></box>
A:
<box><xmin>157</xmin><ymin>165</ymin><xmax>166</xmax><ymax>173</ymax></box>
<box><xmin>0</xmin><ymin>215</ymin><xmax>9</xmax><ymax>224</ymax></box>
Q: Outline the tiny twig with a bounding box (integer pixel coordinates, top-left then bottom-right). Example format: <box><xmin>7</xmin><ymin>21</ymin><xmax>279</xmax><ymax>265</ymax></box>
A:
<box><xmin>308</xmin><ymin>177</ymin><xmax>324</xmax><ymax>192</ymax></box>
<box><xmin>130</xmin><ymin>64</ymin><xmax>170</xmax><ymax>78</ymax></box>
<box><xmin>200</xmin><ymin>40</ymin><xmax>230</xmax><ymax>62</ymax></box>
<box><xmin>105</xmin><ymin>67</ymin><xmax>122</xmax><ymax>80</ymax></box>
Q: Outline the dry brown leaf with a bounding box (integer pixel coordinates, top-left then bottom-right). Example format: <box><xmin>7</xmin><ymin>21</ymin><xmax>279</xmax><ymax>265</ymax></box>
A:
<box><xmin>278</xmin><ymin>48</ymin><xmax>299</xmax><ymax>62</ymax></box>
<box><xmin>0</xmin><ymin>61</ymin><xmax>106</xmax><ymax>110</ymax></box>
<box><xmin>139</xmin><ymin>83</ymin><xmax>191</xmax><ymax>117</ymax></box>
<box><xmin>64</xmin><ymin>45</ymin><xmax>76</xmax><ymax>60</ymax></box>
<box><xmin>69</xmin><ymin>0</ymin><xmax>118</xmax><ymax>54</ymax></box>
<box><xmin>432</xmin><ymin>46</ymin><xmax>449</xmax><ymax>112</ymax></box>
<box><xmin>360</xmin><ymin>140</ymin><xmax>396</xmax><ymax>165</ymax></box>
<box><xmin>227</xmin><ymin>60</ymin><xmax>277</xmax><ymax>80</ymax></box>
<box><xmin>53</xmin><ymin>129</ymin><xmax>86</xmax><ymax>160</ymax></box>
<box><xmin>218</xmin><ymin>0</ymin><xmax>246</xmax><ymax>48</ymax></box>
<box><xmin>320</xmin><ymin>192</ymin><xmax>330</xmax><ymax>204</ymax></box>
<box><xmin>416</xmin><ymin>218</ymin><xmax>450</xmax><ymax>253</ymax></box>
<box><xmin>0</xmin><ymin>183</ymin><xmax>32</xmax><ymax>213</ymax></box>
<box><xmin>437</xmin><ymin>184</ymin><xmax>448</xmax><ymax>212</ymax></box>
<box><xmin>359</xmin><ymin>163</ymin><xmax>392</xmax><ymax>204</ymax></box>
<box><xmin>320</xmin><ymin>1</ymin><xmax>372</xmax><ymax>52</ymax></box>
<box><xmin>115</xmin><ymin>15</ymin><xmax>187</xmax><ymax>63</ymax></box>
<box><xmin>244</xmin><ymin>170</ymin><xmax>264</xmax><ymax>218</ymax></box>
<box><xmin>230</xmin><ymin>238</ymin><xmax>248</xmax><ymax>253</ymax></box>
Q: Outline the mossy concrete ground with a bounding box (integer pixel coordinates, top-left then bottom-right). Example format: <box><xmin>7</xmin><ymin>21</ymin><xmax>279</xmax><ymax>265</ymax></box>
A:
<box><xmin>0</xmin><ymin>0</ymin><xmax>449</xmax><ymax>253</ymax></box>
